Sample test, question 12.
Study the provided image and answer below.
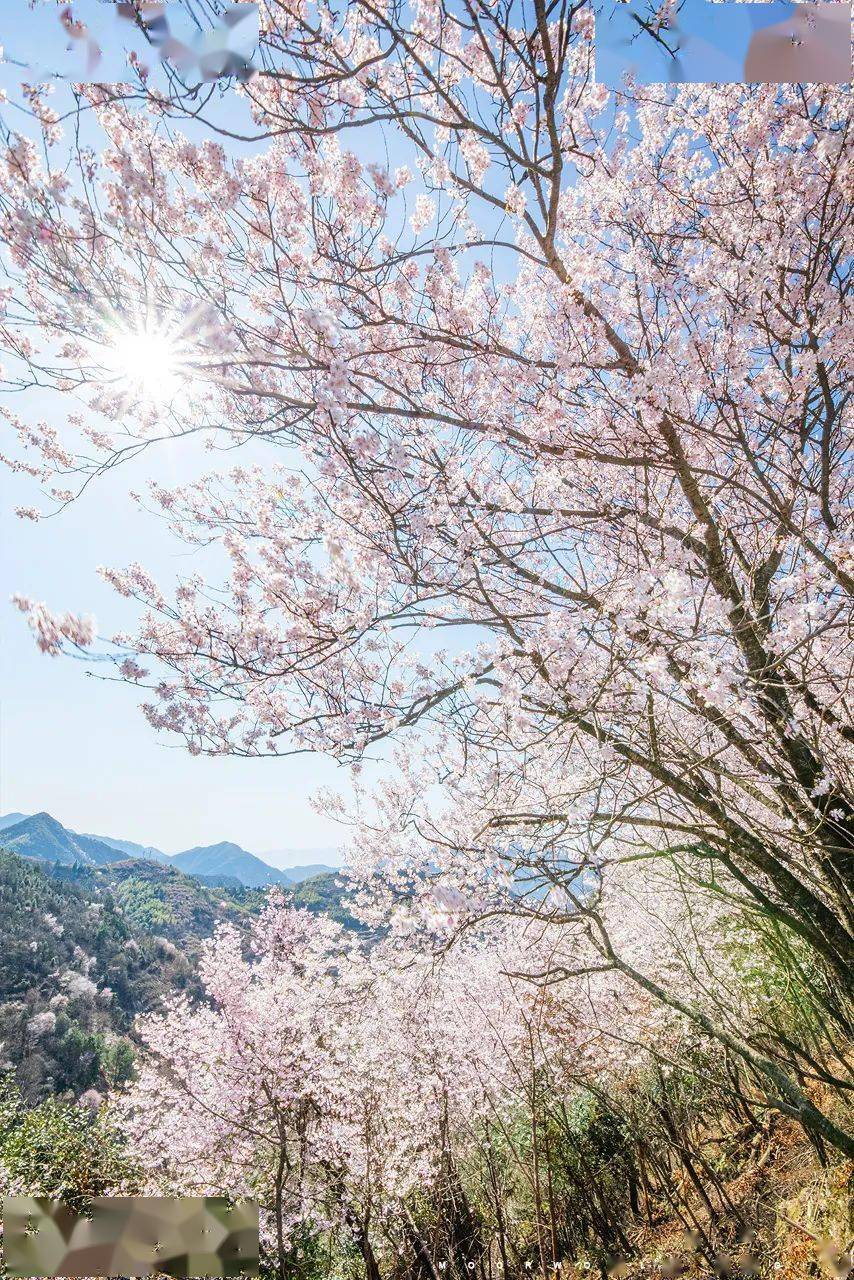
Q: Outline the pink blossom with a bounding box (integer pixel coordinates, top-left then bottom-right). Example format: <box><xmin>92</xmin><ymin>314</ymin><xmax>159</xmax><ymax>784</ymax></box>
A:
<box><xmin>11</xmin><ymin>595</ymin><xmax>96</xmax><ymax>655</ymax></box>
<box><xmin>410</xmin><ymin>193</ymin><xmax>436</xmax><ymax>234</ymax></box>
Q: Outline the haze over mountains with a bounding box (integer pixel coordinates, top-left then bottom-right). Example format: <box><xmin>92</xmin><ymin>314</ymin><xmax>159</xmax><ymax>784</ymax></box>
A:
<box><xmin>0</xmin><ymin>812</ymin><xmax>338</xmax><ymax>888</ymax></box>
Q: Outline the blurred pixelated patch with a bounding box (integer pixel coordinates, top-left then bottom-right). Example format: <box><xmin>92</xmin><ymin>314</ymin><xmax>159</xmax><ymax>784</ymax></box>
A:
<box><xmin>607</xmin><ymin>1227</ymin><xmax>853</xmax><ymax>1279</ymax></box>
<box><xmin>1</xmin><ymin>1196</ymin><xmax>259</xmax><ymax>1277</ymax></box>
<box><xmin>596</xmin><ymin>0</ymin><xmax>852</xmax><ymax>85</ymax></box>
<box><xmin>23</xmin><ymin>2</ymin><xmax>258</xmax><ymax>87</ymax></box>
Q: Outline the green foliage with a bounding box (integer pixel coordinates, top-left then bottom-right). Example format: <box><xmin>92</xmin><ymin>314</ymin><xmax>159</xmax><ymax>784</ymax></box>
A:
<box><xmin>260</xmin><ymin>1227</ymin><xmax>338</xmax><ymax>1280</ymax></box>
<box><xmin>722</xmin><ymin>912</ymin><xmax>847</xmax><ymax>1041</ymax></box>
<box><xmin>50</xmin><ymin>857</ymin><xmax>257</xmax><ymax>949</ymax></box>
<box><xmin>51</xmin><ymin>1021</ymin><xmax>103</xmax><ymax>1094</ymax></box>
<box><xmin>113</xmin><ymin>875</ymin><xmax>174</xmax><ymax>930</ymax></box>
<box><xmin>286</xmin><ymin>874</ymin><xmax>366</xmax><ymax>933</ymax></box>
<box><xmin>0</xmin><ymin>1073</ymin><xmax>135</xmax><ymax>1207</ymax></box>
<box><xmin>101</xmin><ymin>1036</ymin><xmax>135</xmax><ymax>1088</ymax></box>
<box><xmin>471</xmin><ymin>1082</ymin><xmax>638</xmax><ymax>1270</ymax></box>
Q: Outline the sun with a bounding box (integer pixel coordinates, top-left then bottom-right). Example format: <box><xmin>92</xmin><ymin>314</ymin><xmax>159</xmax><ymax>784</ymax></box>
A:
<box><xmin>98</xmin><ymin>304</ymin><xmax>226</xmax><ymax>411</ymax></box>
<box><xmin>104</xmin><ymin>323</ymin><xmax>184</xmax><ymax>405</ymax></box>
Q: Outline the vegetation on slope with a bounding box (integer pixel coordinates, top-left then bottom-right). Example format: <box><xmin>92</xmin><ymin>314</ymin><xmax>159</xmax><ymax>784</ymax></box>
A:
<box><xmin>0</xmin><ymin>851</ymin><xmax>199</xmax><ymax>1102</ymax></box>
<box><xmin>286</xmin><ymin>871</ymin><xmax>366</xmax><ymax>932</ymax></box>
<box><xmin>0</xmin><ymin>849</ymin><xmax>359</xmax><ymax>1104</ymax></box>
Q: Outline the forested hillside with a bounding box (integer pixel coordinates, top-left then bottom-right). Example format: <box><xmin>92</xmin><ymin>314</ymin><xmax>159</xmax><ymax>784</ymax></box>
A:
<box><xmin>285</xmin><ymin>871</ymin><xmax>368</xmax><ymax>932</ymax></box>
<box><xmin>50</xmin><ymin>857</ymin><xmax>264</xmax><ymax>944</ymax></box>
<box><xmin>0</xmin><ymin>852</ymin><xmax>198</xmax><ymax>1102</ymax></box>
<box><xmin>0</xmin><ymin>850</ymin><xmax>354</xmax><ymax>1105</ymax></box>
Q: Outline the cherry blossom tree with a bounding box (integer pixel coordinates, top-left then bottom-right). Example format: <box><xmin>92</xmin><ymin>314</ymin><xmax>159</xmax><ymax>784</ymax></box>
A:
<box><xmin>114</xmin><ymin>891</ymin><xmax>576</xmax><ymax>1277</ymax></box>
<box><xmin>114</xmin><ymin>884</ymin><xmax>837</xmax><ymax>1276</ymax></box>
<box><xmin>1</xmin><ymin>1</ymin><xmax>851</xmax><ymax>1154</ymax></box>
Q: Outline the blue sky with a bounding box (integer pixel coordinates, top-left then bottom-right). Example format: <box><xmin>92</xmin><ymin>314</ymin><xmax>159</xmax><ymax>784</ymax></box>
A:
<box><xmin>0</xmin><ymin>8</ymin><xmax>366</xmax><ymax>859</ymax></box>
<box><xmin>2</xmin><ymin>424</ymin><xmax>359</xmax><ymax>859</ymax></box>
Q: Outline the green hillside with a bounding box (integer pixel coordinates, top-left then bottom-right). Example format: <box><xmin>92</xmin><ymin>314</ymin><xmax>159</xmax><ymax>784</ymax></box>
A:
<box><xmin>287</xmin><ymin>871</ymin><xmax>366</xmax><ymax>932</ymax></box>
<box><xmin>0</xmin><ymin>851</ymin><xmax>200</xmax><ymax>1102</ymax></box>
<box><xmin>0</xmin><ymin>849</ymin><xmax>360</xmax><ymax>1104</ymax></box>
<box><xmin>61</xmin><ymin>857</ymin><xmax>265</xmax><ymax>945</ymax></box>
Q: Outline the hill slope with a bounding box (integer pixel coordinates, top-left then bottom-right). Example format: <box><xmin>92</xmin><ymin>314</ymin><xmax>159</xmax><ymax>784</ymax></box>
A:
<box><xmin>0</xmin><ymin>851</ymin><xmax>197</xmax><ymax>1102</ymax></box>
<box><xmin>287</xmin><ymin>872</ymin><xmax>369</xmax><ymax>932</ymax></box>
<box><xmin>51</xmin><ymin>858</ymin><xmax>264</xmax><ymax>948</ymax></box>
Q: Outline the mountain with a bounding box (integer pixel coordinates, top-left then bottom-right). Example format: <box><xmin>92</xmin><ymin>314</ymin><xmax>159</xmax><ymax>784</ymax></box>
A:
<box><xmin>263</xmin><ymin>846</ymin><xmax>341</xmax><ymax>871</ymax></box>
<box><xmin>0</xmin><ymin>813</ymin><xmax>125</xmax><ymax>868</ymax></box>
<box><xmin>83</xmin><ymin>833</ymin><xmax>171</xmax><ymax>864</ymax></box>
<box><xmin>171</xmin><ymin>841</ymin><xmax>292</xmax><ymax>888</ymax></box>
<box><xmin>2</xmin><ymin>813</ymin><xmax>335</xmax><ymax>888</ymax></box>
<box><xmin>0</xmin><ymin>812</ymin><xmax>29</xmax><ymax>831</ymax></box>
<box><xmin>284</xmin><ymin>863</ymin><xmax>338</xmax><ymax>883</ymax></box>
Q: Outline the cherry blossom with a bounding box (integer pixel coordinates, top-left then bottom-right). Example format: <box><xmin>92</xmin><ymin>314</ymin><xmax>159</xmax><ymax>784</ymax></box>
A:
<box><xmin>1</xmin><ymin>0</ymin><xmax>851</xmax><ymax>1163</ymax></box>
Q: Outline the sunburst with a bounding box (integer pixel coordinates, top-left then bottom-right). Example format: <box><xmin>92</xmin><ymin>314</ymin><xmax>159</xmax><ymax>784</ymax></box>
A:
<box><xmin>99</xmin><ymin>307</ymin><xmax>205</xmax><ymax>410</ymax></box>
<box><xmin>106</xmin><ymin>326</ymin><xmax>181</xmax><ymax>404</ymax></box>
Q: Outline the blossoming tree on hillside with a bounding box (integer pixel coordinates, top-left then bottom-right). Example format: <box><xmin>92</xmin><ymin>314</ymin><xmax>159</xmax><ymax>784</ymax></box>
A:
<box><xmin>1</xmin><ymin>0</ymin><xmax>851</xmax><ymax>1157</ymax></box>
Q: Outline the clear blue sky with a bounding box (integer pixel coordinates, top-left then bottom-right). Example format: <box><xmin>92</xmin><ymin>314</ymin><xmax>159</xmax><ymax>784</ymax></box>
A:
<box><xmin>0</xmin><ymin>8</ymin><xmax>367</xmax><ymax>860</ymax></box>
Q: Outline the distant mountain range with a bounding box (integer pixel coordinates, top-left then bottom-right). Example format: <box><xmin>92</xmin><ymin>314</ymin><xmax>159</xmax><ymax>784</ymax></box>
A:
<box><xmin>0</xmin><ymin>813</ymin><xmax>127</xmax><ymax>869</ymax></box>
<box><xmin>262</xmin><ymin>847</ymin><xmax>341</xmax><ymax>871</ymax></box>
<box><xmin>84</xmin><ymin>832</ymin><xmax>172</xmax><ymax>864</ymax></box>
<box><xmin>170</xmin><ymin>842</ymin><xmax>290</xmax><ymax>888</ymax></box>
<box><xmin>0</xmin><ymin>812</ymin><xmax>337</xmax><ymax>888</ymax></box>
